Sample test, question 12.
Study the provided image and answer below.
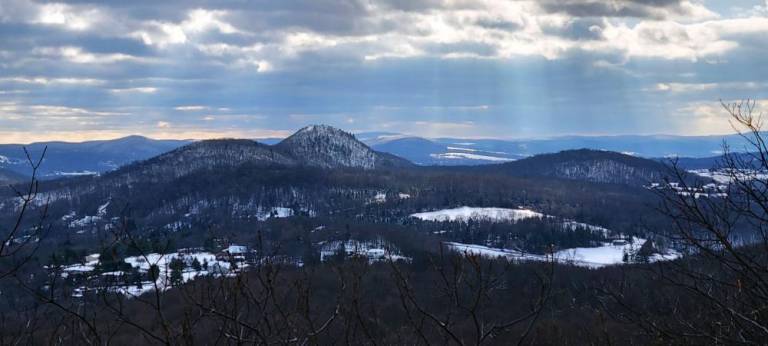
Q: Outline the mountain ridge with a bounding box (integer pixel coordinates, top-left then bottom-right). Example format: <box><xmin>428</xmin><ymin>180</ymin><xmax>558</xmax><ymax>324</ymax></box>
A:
<box><xmin>101</xmin><ymin>125</ymin><xmax>412</xmax><ymax>185</ymax></box>
<box><xmin>469</xmin><ymin>149</ymin><xmax>673</xmax><ymax>186</ymax></box>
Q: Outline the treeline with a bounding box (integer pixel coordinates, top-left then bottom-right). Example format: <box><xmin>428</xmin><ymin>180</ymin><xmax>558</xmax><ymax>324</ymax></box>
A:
<box><xmin>3</xmin><ymin>248</ymin><xmax>762</xmax><ymax>345</ymax></box>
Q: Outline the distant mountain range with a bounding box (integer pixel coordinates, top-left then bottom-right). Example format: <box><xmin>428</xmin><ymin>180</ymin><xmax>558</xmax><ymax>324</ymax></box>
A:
<box><xmin>359</xmin><ymin>132</ymin><xmax>757</xmax><ymax>166</ymax></box>
<box><xmin>0</xmin><ymin>129</ymin><xmax>752</xmax><ymax>179</ymax></box>
<box><xmin>0</xmin><ymin>136</ymin><xmax>190</xmax><ymax>178</ymax></box>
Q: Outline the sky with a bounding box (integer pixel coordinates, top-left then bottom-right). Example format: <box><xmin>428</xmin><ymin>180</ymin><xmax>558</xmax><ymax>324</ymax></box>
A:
<box><xmin>1</xmin><ymin>0</ymin><xmax>768</xmax><ymax>143</ymax></box>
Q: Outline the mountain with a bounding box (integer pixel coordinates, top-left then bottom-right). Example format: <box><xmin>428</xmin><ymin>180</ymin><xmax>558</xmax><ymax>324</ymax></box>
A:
<box><xmin>0</xmin><ymin>136</ymin><xmax>190</xmax><ymax>178</ymax></box>
<box><xmin>362</xmin><ymin>132</ymin><xmax>760</xmax><ymax>166</ymax></box>
<box><xmin>1</xmin><ymin>141</ymin><xmax>667</xmax><ymax>245</ymax></box>
<box><xmin>473</xmin><ymin>149</ymin><xmax>672</xmax><ymax>186</ymax></box>
<box><xmin>0</xmin><ymin>130</ymin><xmax>752</xmax><ymax>177</ymax></box>
<box><xmin>275</xmin><ymin>125</ymin><xmax>412</xmax><ymax>169</ymax></box>
<box><xmin>57</xmin><ymin>125</ymin><xmax>412</xmax><ymax>188</ymax></box>
<box><xmin>111</xmin><ymin>139</ymin><xmax>296</xmax><ymax>183</ymax></box>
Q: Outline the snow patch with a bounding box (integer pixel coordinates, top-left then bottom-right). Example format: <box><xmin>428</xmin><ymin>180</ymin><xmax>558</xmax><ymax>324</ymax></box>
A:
<box><xmin>50</xmin><ymin>171</ymin><xmax>99</xmax><ymax>177</ymax></box>
<box><xmin>412</xmin><ymin>206</ymin><xmax>613</xmax><ymax>237</ymax></box>
<box><xmin>430</xmin><ymin>152</ymin><xmax>515</xmax><ymax>162</ymax></box>
<box><xmin>446</xmin><ymin>238</ymin><xmax>680</xmax><ymax>269</ymax></box>
<box><xmin>411</xmin><ymin>207</ymin><xmax>544</xmax><ymax>223</ymax></box>
<box><xmin>689</xmin><ymin>169</ymin><xmax>768</xmax><ymax>184</ymax></box>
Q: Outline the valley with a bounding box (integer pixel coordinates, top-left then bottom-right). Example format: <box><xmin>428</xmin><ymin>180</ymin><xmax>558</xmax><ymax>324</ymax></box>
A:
<box><xmin>0</xmin><ymin>126</ymin><xmax>698</xmax><ymax>296</ymax></box>
<box><xmin>1</xmin><ymin>124</ymin><xmax>765</xmax><ymax>344</ymax></box>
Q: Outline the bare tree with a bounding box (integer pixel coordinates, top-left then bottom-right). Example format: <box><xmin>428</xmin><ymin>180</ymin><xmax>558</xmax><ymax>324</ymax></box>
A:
<box><xmin>389</xmin><ymin>246</ymin><xmax>554</xmax><ymax>345</ymax></box>
<box><xmin>0</xmin><ymin>147</ymin><xmax>49</xmax><ymax>279</ymax></box>
<box><xmin>600</xmin><ymin>99</ymin><xmax>768</xmax><ymax>344</ymax></box>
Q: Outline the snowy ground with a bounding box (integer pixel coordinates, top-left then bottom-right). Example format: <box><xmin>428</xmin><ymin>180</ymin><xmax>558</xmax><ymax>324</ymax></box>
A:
<box><xmin>256</xmin><ymin>207</ymin><xmax>294</xmax><ymax>221</ymax></box>
<box><xmin>689</xmin><ymin>169</ymin><xmax>768</xmax><ymax>184</ymax></box>
<box><xmin>319</xmin><ymin>239</ymin><xmax>410</xmax><ymax>263</ymax></box>
<box><xmin>62</xmin><ymin>248</ymin><xmax>243</xmax><ymax>298</ymax></box>
<box><xmin>430</xmin><ymin>152</ymin><xmax>515</xmax><ymax>162</ymax></box>
<box><xmin>445</xmin><ymin>239</ymin><xmax>681</xmax><ymax>269</ymax></box>
<box><xmin>411</xmin><ymin>207</ymin><xmax>544</xmax><ymax>223</ymax></box>
<box><xmin>68</xmin><ymin>200</ymin><xmax>111</xmax><ymax>228</ymax></box>
<box><xmin>370</xmin><ymin>191</ymin><xmax>412</xmax><ymax>204</ymax></box>
<box><xmin>410</xmin><ymin>206</ymin><xmax>611</xmax><ymax>236</ymax></box>
<box><xmin>648</xmin><ymin>182</ymin><xmax>728</xmax><ymax>199</ymax></box>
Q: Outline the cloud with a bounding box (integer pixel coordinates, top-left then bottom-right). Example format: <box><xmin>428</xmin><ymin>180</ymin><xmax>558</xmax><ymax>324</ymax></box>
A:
<box><xmin>0</xmin><ymin>76</ymin><xmax>104</xmax><ymax>86</ymax></box>
<box><xmin>110</xmin><ymin>87</ymin><xmax>158</xmax><ymax>94</ymax></box>
<box><xmin>673</xmin><ymin>99</ymin><xmax>768</xmax><ymax>135</ymax></box>
<box><xmin>33</xmin><ymin>3</ymin><xmax>102</xmax><ymax>31</ymax></box>
<box><xmin>175</xmin><ymin>105</ymin><xmax>208</xmax><ymax>111</ymax></box>
<box><xmin>655</xmin><ymin>81</ymin><xmax>768</xmax><ymax>93</ymax></box>
<box><xmin>535</xmin><ymin>0</ymin><xmax>718</xmax><ymax>20</ymax></box>
<box><xmin>0</xmin><ymin>0</ymin><xmax>766</xmax><ymax>141</ymax></box>
<box><xmin>33</xmin><ymin>46</ymin><xmax>145</xmax><ymax>64</ymax></box>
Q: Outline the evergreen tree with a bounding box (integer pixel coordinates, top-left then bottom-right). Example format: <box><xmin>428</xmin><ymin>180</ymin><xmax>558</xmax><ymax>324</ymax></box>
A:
<box><xmin>148</xmin><ymin>264</ymin><xmax>160</xmax><ymax>282</ymax></box>
<box><xmin>191</xmin><ymin>257</ymin><xmax>202</xmax><ymax>271</ymax></box>
<box><xmin>169</xmin><ymin>258</ymin><xmax>185</xmax><ymax>286</ymax></box>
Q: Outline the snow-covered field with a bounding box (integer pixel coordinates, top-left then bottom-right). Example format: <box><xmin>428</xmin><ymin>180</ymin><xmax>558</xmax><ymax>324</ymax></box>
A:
<box><xmin>411</xmin><ymin>207</ymin><xmax>611</xmax><ymax>236</ymax></box>
<box><xmin>690</xmin><ymin>169</ymin><xmax>768</xmax><ymax>184</ymax></box>
<box><xmin>411</xmin><ymin>207</ymin><xmax>544</xmax><ymax>223</ymax></box>
<box><xmin>445</xmin><ymin>239</ymin><xmax>680</xmax><ymax>269</ymax></box>
<box><xmin>430</xmin><ymin>152</ymin><xmax>515</xmax><ymax>162</ymax></box>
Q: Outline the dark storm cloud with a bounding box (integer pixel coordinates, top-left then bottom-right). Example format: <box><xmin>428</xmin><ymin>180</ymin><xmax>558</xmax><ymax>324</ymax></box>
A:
<box><xmin>537</xmin><ymin>0</ymin><xmax>693</xmax><ymax>19</ymax></box>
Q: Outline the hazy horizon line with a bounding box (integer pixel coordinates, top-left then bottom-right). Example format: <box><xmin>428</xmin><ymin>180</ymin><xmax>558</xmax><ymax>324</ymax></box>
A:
<box><xmin>0</xmin><ymin>127</ymin><xmax>751</xmax><ymax>146</ymax></box>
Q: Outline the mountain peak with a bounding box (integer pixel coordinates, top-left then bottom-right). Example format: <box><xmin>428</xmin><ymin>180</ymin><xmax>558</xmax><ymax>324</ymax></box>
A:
<box><xmin>278</xmin><ymin>125</ymin><xmax>376</xmax><ymax>169</ymax></box>
<box><xmin>293</xmin><ymin>124</ymin><xmax>357</xmax><ymax>139</ymax></box>
<box><xmin>278</xmin><ymin>125</ymin><xmax>411</xmax><ymax>169</ymax></box>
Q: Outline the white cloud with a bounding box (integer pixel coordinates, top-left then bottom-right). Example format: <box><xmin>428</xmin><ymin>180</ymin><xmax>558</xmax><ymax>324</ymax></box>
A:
<box><xmin>0</xmin><ymin>76</ymin><xmax>104</xmax><ymax>86</ymax></box>
<box><xmin>0</xmin><ymin>103</ymin><xmax>127</xmax><ymax>126</ymax></box>
<box><xmin>184</xmin><ymin>9</ymin><xmax>240</xmax><ymax>34</ymax></box>
<box><xmin>110</xmin><ymin>87</ymin><xmax>158</xmax><ymax>94</ymax></box>
<box><xmin>131</xmin><ymin>9</ymin><xmax>241</xmax><ymax>47</ymax></box>
<box><xmin>34</xmin><ymin>3</ymin><xmax>101</xmax><ymax>31</ymax></box>
<box><xmin>656</xmin><ymin>82</ymin><xmax>718</xmax><ymax>92</ymax></box>
<box><xmin>34</xmin><ymin>46</ymin><xmax>142</xmax><ymax>64</ymax></box>
<box><xmin>655</xmin><ymin>81</ymin><xmax>768</xmax><ymax>93</ymax></box>
<box><xmin>674</xmin><ymin>100</ymin><xmax>768</xmax><ymax>135</ymax></box>
<box><xmin>175</xmin><ymin>105</ymin><xmax>208</xmax><ymax>111</ymax></box>
<box><xmin>592</xmin><ymin>20</ymin><xmax>737</xmax><ymax>62</ymax></box>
